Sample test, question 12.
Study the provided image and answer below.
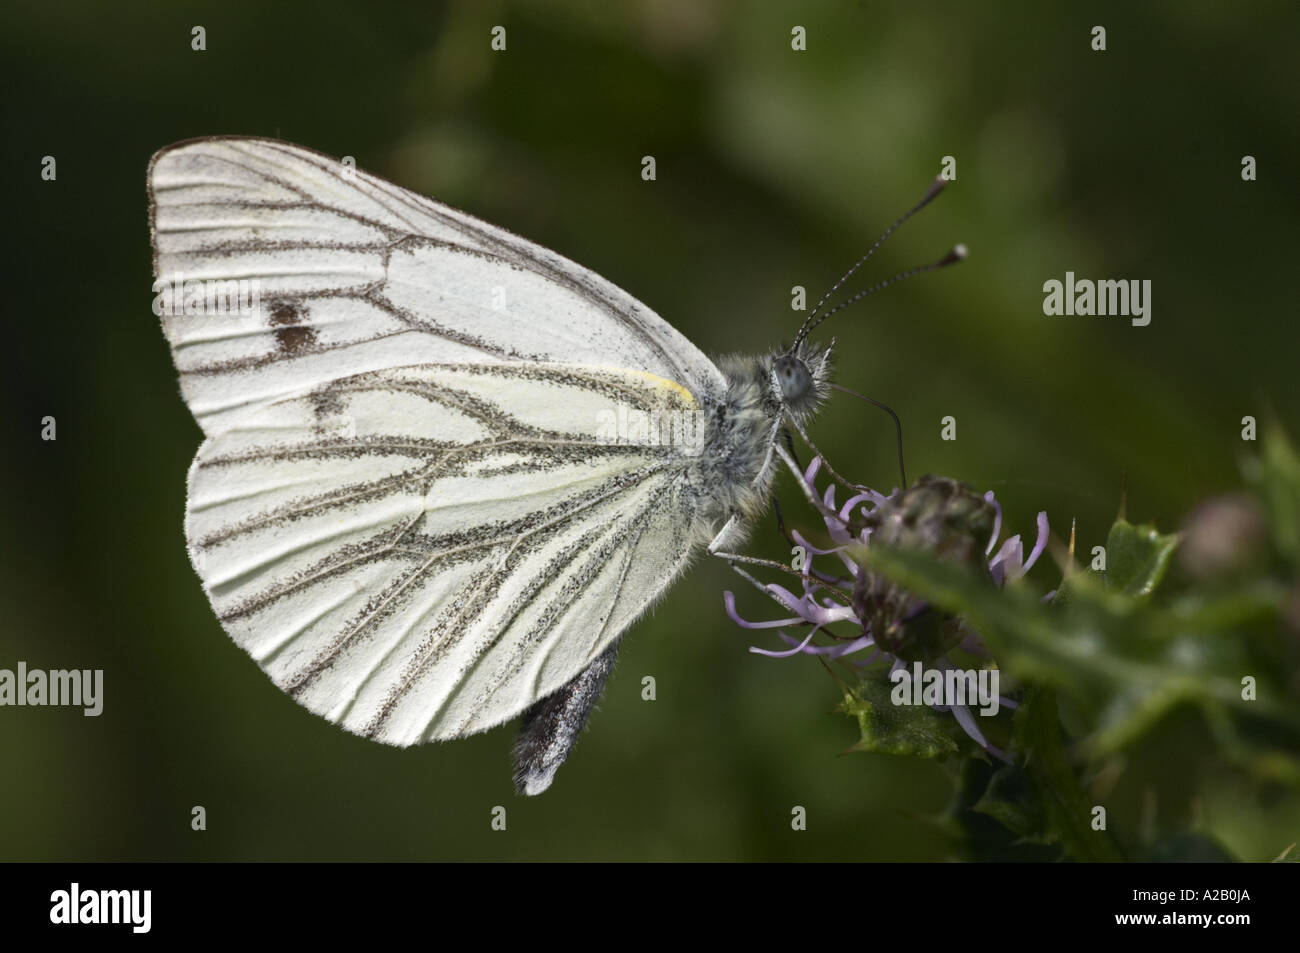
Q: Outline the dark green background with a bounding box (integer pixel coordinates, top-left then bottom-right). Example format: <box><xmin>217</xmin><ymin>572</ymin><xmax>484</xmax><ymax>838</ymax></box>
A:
<box><xmin>3</xmin><ymin>1</ymin><xmax>1297</xmax><ymax>860</ymax></box>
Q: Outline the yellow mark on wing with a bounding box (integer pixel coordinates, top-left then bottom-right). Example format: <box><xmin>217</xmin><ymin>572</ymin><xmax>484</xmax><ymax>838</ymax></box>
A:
<box><xmin>621</xmin><ymin>369</ymin><xmax>698</xmax><ymax>407</ymax></box>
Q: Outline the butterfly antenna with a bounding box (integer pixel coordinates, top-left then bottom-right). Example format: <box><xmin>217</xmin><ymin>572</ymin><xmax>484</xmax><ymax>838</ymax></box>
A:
<box><xmin>808</xmin><ymin>244</ymin><xmax>968</xmax><ymax>339</ymax></box>
<box><xmin>830</xmin><ymin>382</ymin><xmax>907</xmax><ymax>488</ymax></box>
<box><xmin>792</xmin><ymin>175</ymin><xmax>961</xmax><ymax>350</ymax></box>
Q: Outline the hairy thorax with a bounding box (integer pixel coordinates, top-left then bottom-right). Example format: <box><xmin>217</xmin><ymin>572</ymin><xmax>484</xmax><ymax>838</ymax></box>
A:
<box><xmin>690</xmin><ymin>355</ymin><xmax>783</xmax><ymax>535</ymax></box>
<box><xmin>685</xmin><ymin>341</ymin><xmax>831</xmax><ymax>547</ymax></box>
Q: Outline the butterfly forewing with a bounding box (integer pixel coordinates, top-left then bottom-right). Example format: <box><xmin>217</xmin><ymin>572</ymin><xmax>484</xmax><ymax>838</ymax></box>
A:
<box><xmin>149</xmin><ymin>137</ymin><xmax>722</xmax><ymax>435</ymax></box>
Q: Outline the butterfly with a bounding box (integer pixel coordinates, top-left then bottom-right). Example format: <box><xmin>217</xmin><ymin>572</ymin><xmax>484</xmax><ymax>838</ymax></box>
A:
<box><xmin>148</xmin><ymin>137</ymin><xmax>960</xmax><ymax>793</ymax></box>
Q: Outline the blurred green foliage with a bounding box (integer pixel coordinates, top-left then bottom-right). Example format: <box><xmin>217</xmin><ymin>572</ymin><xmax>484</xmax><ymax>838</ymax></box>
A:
<box><xmin>2</xmin><ymin>0</ymin><xmax>1298</xmax><ymax>860</ymax></box>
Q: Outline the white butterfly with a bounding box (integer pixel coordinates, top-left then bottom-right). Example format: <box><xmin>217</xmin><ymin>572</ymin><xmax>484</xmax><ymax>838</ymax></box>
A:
<box><xmin>149</xmin><ymin>137</ymin><xmax>953</xmax><ymax>793</ymax></box>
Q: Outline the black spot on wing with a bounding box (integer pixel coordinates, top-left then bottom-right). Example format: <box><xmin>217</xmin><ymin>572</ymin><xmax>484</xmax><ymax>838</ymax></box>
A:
<box><xmin>268</xmin><ymin>299</ymin><xmax>318</xmax><ymax>354</ymax></box>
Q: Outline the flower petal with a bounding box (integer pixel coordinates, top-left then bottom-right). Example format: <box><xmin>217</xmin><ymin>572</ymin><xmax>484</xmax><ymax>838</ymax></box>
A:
<box><xmin>1022</xmin><ymin>511</ymin><xmax>1049</xmax><ymax>574</ymax></box>
<box><xmin>984</xmin><ymin>490</ymin><xmax>1003</xmax><ymax>555</ymax></box>
<box><xmin>750</xmin><ymin>626</ymin><xmax>822</xmax><ymax>658</ymax></box>
<box><xmin>989</xmin><ymin>534</ymin><xmax>1024</xmax><ymax>584</ymax></box>
<box><xmin>723</xmin><ymin>591</ymin><xmax>804</xmax><ymax>629</ymax></box>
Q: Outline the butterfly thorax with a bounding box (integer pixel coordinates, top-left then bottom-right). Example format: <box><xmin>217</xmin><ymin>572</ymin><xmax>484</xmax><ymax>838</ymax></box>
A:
<box><xmin>695</xmin><ymin>341</ymin><xmax>831</xmax><ymax>538</ymax></box>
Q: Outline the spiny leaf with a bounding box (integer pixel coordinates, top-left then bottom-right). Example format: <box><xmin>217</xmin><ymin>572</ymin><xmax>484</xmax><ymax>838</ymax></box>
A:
<box><xmin>1100</xmin><ymin>518</ymin><xmax>1180</xmax><ymax>597</ymax></box>
<box><xmin>838</xmin><ymin>669</ymin><xmax>961</xmax><ymax>760</ymax></box>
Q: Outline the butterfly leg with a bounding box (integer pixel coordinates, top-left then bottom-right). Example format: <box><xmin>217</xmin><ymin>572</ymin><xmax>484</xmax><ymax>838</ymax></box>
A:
<box><xmin>772</xmin><ymin>495</ymin><xmax>797</xmax><ymax>549</ymax></box>
<box><xmin>769</xmin><ymin>429</ymin><xmax>803</xmax><ymax>546</ymax></box>
<box><xmin>782</xmin><ymin>428</ymin><xmax>802</xmax><ymax>470</ymax></box>
<box><xmin>513</xmin><ymin>639</ymin><xmax>621</xmax><ymax>796</ymax></box>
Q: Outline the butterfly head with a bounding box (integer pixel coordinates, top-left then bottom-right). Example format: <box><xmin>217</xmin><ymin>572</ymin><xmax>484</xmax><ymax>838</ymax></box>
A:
<box><xmin>771</xmin><ymin>338</ymin><xmax>832</xmax><ymax>426</ymax></box>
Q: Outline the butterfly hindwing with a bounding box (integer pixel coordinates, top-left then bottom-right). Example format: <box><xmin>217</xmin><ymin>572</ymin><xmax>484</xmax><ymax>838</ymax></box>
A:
<box><xmin>186</xmin><ymin>362</ymin><xmax>702</xmax><ymax>742</ymax></box>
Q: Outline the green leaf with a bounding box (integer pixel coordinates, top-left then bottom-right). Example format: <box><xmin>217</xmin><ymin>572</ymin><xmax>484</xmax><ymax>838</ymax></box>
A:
<box><xmin>838</xmin><ymin>669</ymin><xmax>961</xmax><ymax>759</ymax></box>
<box><xmin>1202</xmin><ymin>703</ymin><xmax>1300</xmax><ymax>788</ymax></box>
<box><xmin>1092</xmin><ymin>681</ymin><xmax>1203</xmax><ymax>753</ymax></box>
<box><xmin>942</xmin><ymin>757</ymin><xmax>1062</xmax><ymax>861</ymax></box>
<box><xmin>1013</xmin><ymin>688</ymin><xmax>1125</xmax><ymax>862</ymax></box>
<box><xmin>1100</xmin><ymin>517</ymin><xmax>1180</xmax><ymax>597</ymax></box>
<box><xmin>970</xmin><ymin>763</ymin><xmax>1053</xmax><ymax>845</ymax></box>
<box><xmin>965</xmin><ymin>690</ymin><xmax>1126</xmax><ymax>861</ymax></box>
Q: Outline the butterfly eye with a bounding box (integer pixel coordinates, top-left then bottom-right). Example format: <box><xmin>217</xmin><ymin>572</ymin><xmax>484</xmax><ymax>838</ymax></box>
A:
<box><xmin>774</xmin><ymin>355</ymin><xmax>812</xmax><ymax>403</ymax></box>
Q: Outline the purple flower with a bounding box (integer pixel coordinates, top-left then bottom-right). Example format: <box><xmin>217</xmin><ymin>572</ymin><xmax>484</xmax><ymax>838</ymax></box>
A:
<box><xmin>724</xmin><ymin>457</ymin><xmax>1049</xmax><ymax>760</ymax></box>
